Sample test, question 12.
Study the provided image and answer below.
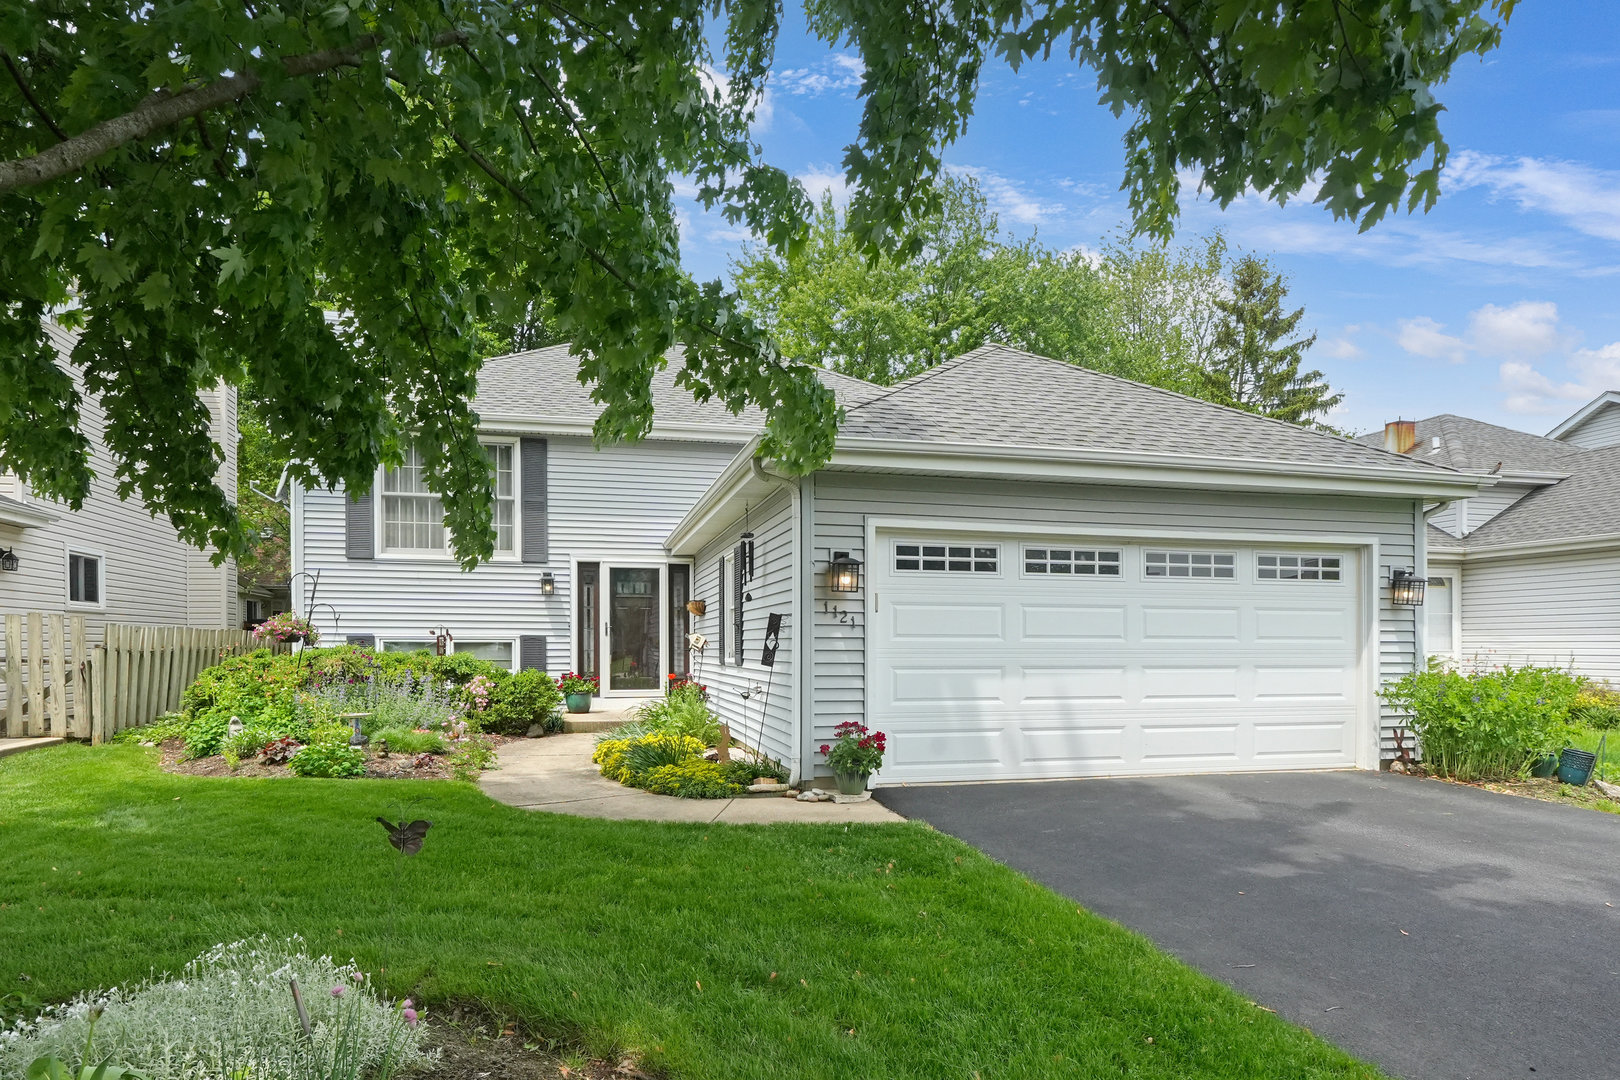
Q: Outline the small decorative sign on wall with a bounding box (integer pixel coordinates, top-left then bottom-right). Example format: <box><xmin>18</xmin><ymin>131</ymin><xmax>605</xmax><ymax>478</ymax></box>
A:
<box><xmin>760</xmin><ymin>612</ymin><xmax>783</xmax><ymax>667</ymax></box>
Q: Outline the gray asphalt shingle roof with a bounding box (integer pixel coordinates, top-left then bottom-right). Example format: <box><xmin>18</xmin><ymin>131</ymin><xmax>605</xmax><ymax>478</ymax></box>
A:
<box><xmin>1352</xmin><ymin>414</ymin><xmax>1586</xmax><ymax>475</ymax></box>
<box><xmin>471</xmin><ymin>345</ymin><xmax>882</xmax><ymax>432</ymax></box>
<box><xmin>838</xmin><ymin>344</ymin><xmax>1450</xmax><ymax>473</ymax></box>
<box><xmin>1462</xmin><ymin>445</ymin><xmax>1620</xmax><ymax>548</ymax></box>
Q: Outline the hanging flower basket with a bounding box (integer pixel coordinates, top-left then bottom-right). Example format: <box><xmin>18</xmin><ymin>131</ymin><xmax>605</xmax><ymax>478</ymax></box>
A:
<box><xmin>253</xmin><ymin>612</ymin><xmax>320</xmax><ymax>646</ymax></box>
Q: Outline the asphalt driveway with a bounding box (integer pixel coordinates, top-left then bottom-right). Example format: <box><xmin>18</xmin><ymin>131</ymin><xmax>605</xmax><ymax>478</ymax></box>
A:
<box><xmin>877</xmin><ymin>770</ymin><xmax>1620</xmax><ymax>1080</ymax></box>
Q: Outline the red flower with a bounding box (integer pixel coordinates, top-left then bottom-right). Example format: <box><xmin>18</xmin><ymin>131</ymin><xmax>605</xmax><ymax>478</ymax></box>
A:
<box><xmin>819</xmin><ymin>744</ymin><xmax>830</xmax><ymax>754</ymax></box>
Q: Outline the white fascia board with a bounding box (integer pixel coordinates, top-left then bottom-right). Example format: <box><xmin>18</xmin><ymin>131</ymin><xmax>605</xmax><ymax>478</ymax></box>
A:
<box><xmin>665</xmin><ymin>436</ymin><xmax>765</xmax><ymax>555</ymax></box>
<box><xmin>0</xmin><ymin>495</ymin><xmax>58</xmax><ymax>528</ymax></box>
<box><xmin>827</xmin><ymin>438</ymin><xmax>1495</xmax><ymax>500</ymax></box>
<box><xmin>473</xmin><ymin>413</ymin><xmax>757</xmax><ymax>442</ymax></box>
<box><xmin>1450</xmin><ymin>532</ymin><xmax>1620</xmax><ymax>563</ymax></box>
<box><xmin>1491</xmin><ymin>469</ymin><xmax>1570</xmax><ymax>485</ymax></box>
<box><xmin>1545</xmin><ymin>391</ymin><xmax>1620</xmax><ymax>440</ymax></box>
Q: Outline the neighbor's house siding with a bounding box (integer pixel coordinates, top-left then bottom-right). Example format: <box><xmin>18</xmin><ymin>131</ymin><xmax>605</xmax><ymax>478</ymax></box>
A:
<box><xmin>293</xmin><ymin>434</ymin><xmax>741</xmax><ymax>672</ymax></box>
<box><xmin>805</xmin><ymin>472</ymin><xmax>1423</xmax><ymax>767</ymax></box>
<box><xmin>688</xmin><ymin>486</ymin><xmax>797</xmax><ymax>769</ymax></box>
<box><xmin>0</xmin><ymin>331</ymin><xmax>239</xmax><ymax>638</ymax></box>
<box><xmin>1430</xmin><ymin>482</ymin><xmax>1535</xmax><ymax>538</ymax></box>
<box><xmin>1556</xmin><ymin>406</ymin><xmax>1620</xmax><ymax>450</ymax></box>
<box><xmin>1458</xmin><ymin>548</ymin><xmax>1620</xmax><ymax>682</ymax></box>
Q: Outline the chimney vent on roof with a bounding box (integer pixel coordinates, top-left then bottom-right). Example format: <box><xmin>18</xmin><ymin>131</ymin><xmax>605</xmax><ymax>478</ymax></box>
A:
<box><xmin>1384</xmin><ymin>420</ymin><xmax>1417</xmax><ymax>455</ymax></box>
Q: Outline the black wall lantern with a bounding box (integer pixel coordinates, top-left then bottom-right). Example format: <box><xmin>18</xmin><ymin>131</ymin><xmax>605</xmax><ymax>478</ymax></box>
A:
<box><xmin>1390</xmin><ymin>568</ymin><xmax>1426</xmax><ymax>607</ymax></box>
<box><xmin>828</xmin><ymin>551</ymin><xmax>861</xmax><ymax>593</ymax></box>
<box><xmin>0</xmin><ymin>547</ymin><xmax>17</xmax><ymax>572</ymax></box>
<box><xmin>540</xmin><ymin>571</ymin><xmax>556</xmax><ymax>597</ymax></box>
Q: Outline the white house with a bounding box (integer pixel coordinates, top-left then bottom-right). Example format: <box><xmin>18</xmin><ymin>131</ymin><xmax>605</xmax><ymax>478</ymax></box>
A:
<box><xmin>292</xmin><ymin>343</ymin><xmax>1487</xmax><ymax>784</ymax></box>
<box><xmin>1</xmin><ymin>322</ymin><xmax>241</xmax><ymax>634</ymax></box>
<box><xmin>1361</xmin><ymin>398</ymin><xmax>1620</xmax><ymax>682</ymax></box>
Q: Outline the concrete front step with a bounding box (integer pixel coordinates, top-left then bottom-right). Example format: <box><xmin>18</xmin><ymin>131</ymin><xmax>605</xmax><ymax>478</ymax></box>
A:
<box><xmin>560</xmin><ymin>716</ymin><xmax>624</xmax><ymax>734</ymax></box>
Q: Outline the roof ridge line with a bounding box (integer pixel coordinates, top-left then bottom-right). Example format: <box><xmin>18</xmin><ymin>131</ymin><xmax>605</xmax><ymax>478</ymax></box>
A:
<box><xmin>841</xmin><ymin>345</ymin><xmax>999</xmax><ymax>415</ymax></box>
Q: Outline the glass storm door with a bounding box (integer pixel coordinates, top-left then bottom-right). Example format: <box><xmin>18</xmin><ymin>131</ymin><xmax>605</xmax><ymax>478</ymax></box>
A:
<box><xmin>606</xmin><ymin>566</ymin><xmax>662</xmax><ymax>692</ymax></box>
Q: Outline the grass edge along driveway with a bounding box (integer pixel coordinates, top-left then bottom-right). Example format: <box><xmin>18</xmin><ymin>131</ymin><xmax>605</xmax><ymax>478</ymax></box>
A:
<box><xmin>0</xmin><ymin>744</ymin><xmax>1386</xmax><ymax>1080</ymax></box>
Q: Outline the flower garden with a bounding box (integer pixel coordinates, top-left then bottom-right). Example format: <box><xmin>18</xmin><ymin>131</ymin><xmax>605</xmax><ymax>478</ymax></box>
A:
<box><xmin>120</xmin><ymin>645</ymin><xmax>563</xmax><ymax>782</ymax></box>
<box><xmin>591</xmin><ymin>681</ymin><xmax>791</xmax><ymax>798</ymax></box>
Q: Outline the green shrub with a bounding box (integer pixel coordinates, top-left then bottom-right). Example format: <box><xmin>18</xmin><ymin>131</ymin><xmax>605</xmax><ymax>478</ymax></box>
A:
<box><xmin>222</xmin><ymin>729</ymin><xmax>272</xmax><ymax>761</ymax></box>
<box><xmin>373</xmin><ymin>727</ymin><xmax>450</xmax><ymax>755</ymax></box>
<box><xmin>447</xmin><ymin>734</ymin><xmax>498</xmax><ymax>780</ymax></box>
<box><xmin>483</xmin><ymin>670</ymin><xmax>563</xmax><ymax>735</ymax></box>
<box><xmin>641</xmin><ymin>759</ymin><xmax>743</xmax><ymax>799</ymax></box>
<box><xmin>628</xmin><ymin>688</ymin><xmax>721</xmax><ymax>746</ymax></box>
<box><xmin>287</xmin><ymin>742</ymin><xmax>365</xmax><ymax>778</ymax></box>
<box><xmin>1380</xmin><ymin>662</ymin><xmax>1584</xmax><ymax>780</ymax></box>
<box><xmin>1570</xmin><ymin>690</ymin><xmax>1620</xmax><ymax>730</ymax></box>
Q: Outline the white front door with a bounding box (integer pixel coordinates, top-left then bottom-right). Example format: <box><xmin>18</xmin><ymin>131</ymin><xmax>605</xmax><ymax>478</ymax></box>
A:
<box><xmin>601</xmin><ymin>563</ymin><xmax>665</xmax><ymax>696</ymax></box>
<box><xmin>868</xmin><ymin>531</ymin><xmax>1365</xmax><ymax>783</ymax></box>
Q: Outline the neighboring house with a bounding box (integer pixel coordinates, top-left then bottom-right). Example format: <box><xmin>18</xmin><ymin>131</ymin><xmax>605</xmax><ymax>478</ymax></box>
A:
<box><xmin>293</xmin><ymin>343</ymin><xmax>1484</xmax><ymax>784</ymax></box>
<box><xmin>1359</xmin><ymin>398</ymin><xmax>1620</xmax><ymax>682</ymax></box>
<box><xmin>0</xmin><ymin>322</ymin><xmax>242</xmax><ymax>659</ymax></box>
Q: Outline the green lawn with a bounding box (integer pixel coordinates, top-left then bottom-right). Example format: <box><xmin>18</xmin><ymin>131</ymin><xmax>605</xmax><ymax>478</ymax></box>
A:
<box><xmin>0</xmin><ymin>744</ymin><xmax>1384</xmax><ymax>1079</ymax></box>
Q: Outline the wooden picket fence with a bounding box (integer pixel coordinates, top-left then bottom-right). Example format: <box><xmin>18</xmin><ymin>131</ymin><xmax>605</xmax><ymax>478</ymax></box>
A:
<box><xmin>2</xmin><ymin>616</ymin><xmax>288</xmax><ymax>744</ymax></box>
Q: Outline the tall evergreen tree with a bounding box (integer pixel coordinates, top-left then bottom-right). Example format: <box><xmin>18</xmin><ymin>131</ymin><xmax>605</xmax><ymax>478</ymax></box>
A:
<box><xmin>1202</xmin><ymin>257</ymin><xmax>1342</xmax><ymax>426</ymax></box>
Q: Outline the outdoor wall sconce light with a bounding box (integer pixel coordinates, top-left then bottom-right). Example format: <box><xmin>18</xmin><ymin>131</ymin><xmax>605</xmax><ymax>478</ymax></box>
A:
<box><xmin>0</xmin><ymin>547</ymin><xmax>17</xmax><ymax>572</ymax></box>
<box><xmin>1390</xmin><ymin>568</ymin><xmax>1426</xmax><ymax>607</ymax></box>
<box><xmin>828</xmin><ymin>551</ymin><xmax>861</xmax><ymax>593</ymax></box>
<box><xmin>540</xmin><ymin>572</ymin><xmax>556</xmax><ymax>597</ymax></box>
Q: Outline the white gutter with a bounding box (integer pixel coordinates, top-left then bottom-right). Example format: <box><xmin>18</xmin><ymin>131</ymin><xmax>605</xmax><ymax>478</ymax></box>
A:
<box><xmin>828</xmin><ymin>437</ymin><xmax>1494</xmax><ymax>499</ymax></box>
<box><xmin>1443</xmin><ymin>531</ymin><xmax>1620</xmax><ymax>563</ymax></box>
<box><xmin>474</xmin><ymin>414</ymin><xmax>758</xmax><ymax>443</ymax></box>
<box><xmin>666</xmin><ymin>435</ymin><xmax>765</xmax><ymax>554</ymax></box>
<box><xmin>0</xmin><ymin>495</ymin><xmax>58</xmax><ymax>528</ymax></box>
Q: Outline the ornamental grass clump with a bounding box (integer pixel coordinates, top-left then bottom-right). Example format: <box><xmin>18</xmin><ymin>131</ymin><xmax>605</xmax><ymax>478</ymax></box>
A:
<box><xmin>592</xmin><ymin>733</ymin><xmax>707</xmax><ymax>789</ymax></box>
<box><xmin>1380</xmin><ymin>662</ymin><xmax>1584</xmax><ymax>780</ymax></box>
<box><xmin>0</xmin><ymin>937</ymin><xmax>431</xmax><ymax>1080</ymax></box>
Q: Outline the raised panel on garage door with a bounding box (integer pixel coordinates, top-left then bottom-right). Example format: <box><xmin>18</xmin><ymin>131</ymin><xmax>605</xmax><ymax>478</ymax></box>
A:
<box><xmin>869</xmin><ymin>533</ymin><xmax>1362</xmax><ymax>783</ymax></box>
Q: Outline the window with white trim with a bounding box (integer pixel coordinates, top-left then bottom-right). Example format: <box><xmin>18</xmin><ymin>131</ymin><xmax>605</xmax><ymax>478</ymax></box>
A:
<box><xmin>1024</xmin><ymin>547</ymin><xmax>1121</xmax><ymax>576</ymax></box>
<box><xmin>1257</xmin><ymin>553</ymin><xmax>1342</xmax><ymax>581</ymax></box>
<box><xmin>456</xmin><ymin>640</ymin><xmax>516</xmax><ymax>670</ymax></box>
<box><xmin>380</xmin><ymin>640</ymin><xmax>432</xmax><ymax>654</ymax></box>
<box><xmin>67</xmin><ymin>551</ymin><xmax>102</xmax><ymax>605</ymax></box>
<box><xmin>1144</xmin><ymin>550</ymin><xmax>1235</xmax><ymax>579</ymax></box>
<box><xmin>894</xmin><ymin>542</ymin><xmax>998</xmax><ymax>573</ymax></box>
<box><xmin>381</xmin><ymin>442</ymin><xmax>515</xmax><ymax>555</ymax></box>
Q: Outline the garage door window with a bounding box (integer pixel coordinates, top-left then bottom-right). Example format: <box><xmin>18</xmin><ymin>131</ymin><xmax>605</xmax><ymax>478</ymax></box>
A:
<box><xmin>1024</xmin><ymin>547</ymin><xmax>1121</xmax><ymax>576</ymax></box>
<box><xmin>1144</xmin><ymin>550</ymin><xmax>1235</xmax><ymax>579</ymax></box>
<box><xmin>894</xmin><ymin>543</ymin><xmax>998</xmax><ymax>573</ymax></box>
<box><xmin>1257</xmin><ymin>553</ymin><xmax>1342</xmax><ymax>581</ymax></box>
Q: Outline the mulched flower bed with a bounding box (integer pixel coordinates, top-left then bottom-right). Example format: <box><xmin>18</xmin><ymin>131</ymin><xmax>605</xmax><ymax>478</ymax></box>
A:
<box><xmin>1392</xmin><ymin>764</ymin><xmax>1620</xmax><ymax>814</ymax></box>
<box><xmin>156</xmin><ymin>737</ymin><xmax>513</xmax><ymax>780</ymax></box>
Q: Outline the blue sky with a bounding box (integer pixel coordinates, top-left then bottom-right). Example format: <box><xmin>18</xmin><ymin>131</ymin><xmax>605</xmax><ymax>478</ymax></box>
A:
<box><xmin>675</xmin><ymin>4</ymin><xmax>1620</xmax><ymax>438</ymax></box>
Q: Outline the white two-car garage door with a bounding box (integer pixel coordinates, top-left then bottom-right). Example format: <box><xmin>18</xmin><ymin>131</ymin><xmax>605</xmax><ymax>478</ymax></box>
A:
<box><xmin>869</xmin><ymin>531</ymin><xmax>1366</xmax><ymax>783</ymax></box>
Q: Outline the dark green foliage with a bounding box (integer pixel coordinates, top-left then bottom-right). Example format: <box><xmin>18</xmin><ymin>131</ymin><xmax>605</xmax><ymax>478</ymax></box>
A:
<box><xmin>482</xmin><ymin>671</ymin><xmax>563</xmax><ymax>736</ymax></box>
<box><xmin>373</xmin><ymin>727</ymin><xmax>450</xmax><ymax>755</ymax></box>
<box><xmin>723</xmin><ymin>757</ymin><xmax>789</xmax><ymax>786</ymax></box>
<box><xmin>1199</xmin><ymin>255</ymin><xmax>1342</xmax><ymax>426</ymax></box>
<box><xmin>287</xmin><ymin>743</ymin><xmax>365</xmax><ymax>779</ymax></box>
<box><xmin>1380</xmin><ymin>663</ymin><xmax>1584</xmax><ymax>780</ymax></box>
<box><xmin>1</xmin><ymin>2</ymin><xmax>1506</xmax><ymax>564</ymax></box>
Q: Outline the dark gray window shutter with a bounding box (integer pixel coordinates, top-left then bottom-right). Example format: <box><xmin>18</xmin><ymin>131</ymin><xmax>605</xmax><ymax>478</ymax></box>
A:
<box><xmin>345</xmin><ymin>483</ymin><xmax>374</xmax><ymax>559</ymax></box>
<box><xmin>519</xmin><ymin>635</ymin><xmax>547</xmax><ymax>671</ymax></box>
<box><xmin>733</xmin><ymin>542</ymin><xmax>745</xmax><ymax>665</ymax></box>
<box><xmin>715</xmin><ymin>556</ymin><xmax>726</xmax><ymax>665</ymax></box>
<box><xmin>345</xmin><ymin>634</ymin><xmax>376</xmax><ymax>649</ymax></box>
<box><xmin>520</xmin><ymin>437</ymin><xmax>548</xmax><ymax>564</ymax></box>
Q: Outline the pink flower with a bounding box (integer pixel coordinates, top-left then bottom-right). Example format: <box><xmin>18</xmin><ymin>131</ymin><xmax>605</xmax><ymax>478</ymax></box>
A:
<box><xmin>403</xmin><ymin>1007</ymin><xmax>418</xmax><ymax>1026</ymax></box>
<box><xmin>402</xmin><ymin>998</ymin><xmax>413</xmax><ymax>1009</ymax></box>
<box><xmin>330</xmin><ymin>986</ymin><xmax>345</xmax><ymax>998</ymax></box>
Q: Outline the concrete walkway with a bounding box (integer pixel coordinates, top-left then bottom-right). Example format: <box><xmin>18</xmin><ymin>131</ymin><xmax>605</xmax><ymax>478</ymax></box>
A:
<box><xmin>480</xmin><ymin>733</ymin><xmax>903</xmax><ymax>824</ymax></box>
<box><xmin>0</xmin><ymin>737</ymin><xmax>64</xmax><ymax>759</ymax></box>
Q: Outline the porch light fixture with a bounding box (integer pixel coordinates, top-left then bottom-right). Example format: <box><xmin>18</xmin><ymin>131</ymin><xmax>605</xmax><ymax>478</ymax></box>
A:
<box><xmin>828</xmin><ymin>551</ymin><xmax>861</xmax><ymax>593</ymax></box>
<box><xmin>540</xmin><ymin>572</ymin><xmax>556</xmax><ymax>597</ymax></box>
<box><xmin>1390</xmin><ymin>568</ymin><xmax>1426</xmax><ymax>607</ymax></box>
<box><xmin>0</xmin><ymin>547</ymin><xmax>17</xmax><ymax>572</ymax></box>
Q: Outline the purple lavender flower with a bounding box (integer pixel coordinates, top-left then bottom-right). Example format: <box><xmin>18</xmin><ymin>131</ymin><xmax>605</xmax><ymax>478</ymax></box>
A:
<box><xmin>330</xmin><ymin>986</ymin><xmax>345</xmax><ymax>998</ymax></box>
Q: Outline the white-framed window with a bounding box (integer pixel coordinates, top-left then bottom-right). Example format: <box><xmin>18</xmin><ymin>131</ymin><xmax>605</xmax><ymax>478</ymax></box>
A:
<box><xmin>893</xmin><ymin>542</ymin><xmax>999</xmax><ymax>573</ymax></box>
<box><xmin>456</xmin><ymin>640</ymin><xmax>516</xmax><ymax>671</ymax></box>
<box><xmin>1144</xmin><ymin>550</ymin><xmax>1235</xmax><ymax>579</ymax></box>
<box><xmin>1426</xmin><ymin>576</ymin><xmax>1455</xmax><ymax>656</ymax></box>
<box><xmin>66</xmin><ymin>549</ymin><xmax>104</xmax><ymax>607</ymax></box>
<box><xmin>724</xmin><ymin>551</ymin><xmax>740</xmax><ymax>667</ymax></box>
<box><xmin>1257</xmin><ymin>553</ymin><xmax>1343</xmax><ymax>582</ymax></box>
<box><xmin>379</xmin><ymin>639</ymin><xmax>433</xmax><ymax>654</ymax></box>
<box><xmin>380</xmin><ymin>441</ymin><xmax>516</xmax><ymax>556</ymax></box>
<box><xmin>1024</xmin><ymin>547</ymin><xmax>1122</xmax><ymax>576</ymax></box>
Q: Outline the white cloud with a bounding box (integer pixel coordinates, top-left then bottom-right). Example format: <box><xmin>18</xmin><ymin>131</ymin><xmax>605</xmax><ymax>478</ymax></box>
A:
<box><xmin>945</xmin><ymin>165</ymin><xmax>1060</xmax><ymax>226</ymax></box>
<box><xmin>1499</xmin><ymin>343</ymin><xmax>1620</xmax><ymax>415</ymax></box>
<box><xmin>1465</xmin><ymin>301</ymin><xmax>1570</xmax><ymax>360</ymax></box>
<box><xmin>1318</xmin><ymin>336</ymin><xmax>1362</xmax><ymax>360</ymax></box>
<box><xmin>775</xmin><ymin>53</ymin><xmax>864</xmax><ymax>97</ymax></box>
<box><xmin>1448</xmin><ymin>151</ymin><xmax>1620</xmax><ymax>245</ymax></box>
<box><xmin>1396</xmin><ymin>317</ymin><xmax>1469</xmax><ymax>365</ymax></box>
<box><xmin>700</xmin><ymin>64</ymin><xmax>774</xmax><ymax>134</ymax></box>
<box><xmin>796</xmin><ymin>165</ymin><xmax>851</xmax><ymax>207</ymax></box>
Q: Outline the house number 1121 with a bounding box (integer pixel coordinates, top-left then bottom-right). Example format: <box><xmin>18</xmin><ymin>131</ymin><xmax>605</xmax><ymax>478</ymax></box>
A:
<box><xmin>821</xmin><ymin>599</ymin><xmax>858</xmax><ymax>626</ymax></box>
